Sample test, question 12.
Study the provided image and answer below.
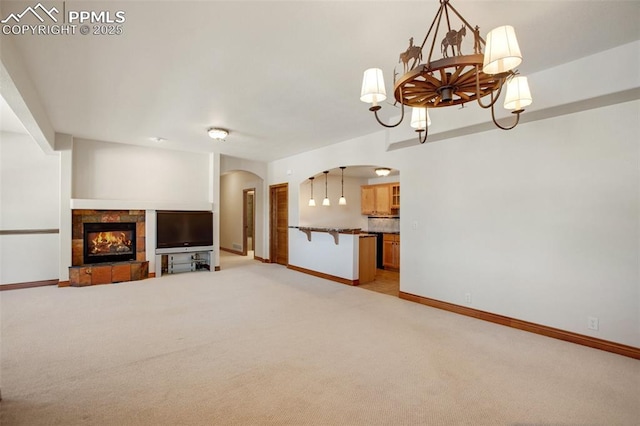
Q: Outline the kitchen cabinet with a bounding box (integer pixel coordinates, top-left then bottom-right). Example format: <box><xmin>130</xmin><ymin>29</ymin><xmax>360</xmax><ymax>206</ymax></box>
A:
<box><xmin>383</xmin><ymin>233</ymin><xmax>400</xmax><ymax>270</ymax></box>
<box><xmin>391</xmin><ymin>184</ymin><xmax>400</xmax><ymax>209</ymax></box>
<box><xmin>358</xmin><ymin>235</ymin><xmax>377</xmax><ymax>284</ymax></box>
<box><xmin>361</xmin><ymin>186</ymin><xmax>376</xmax><ymax>214</ymax></box>
<box><xmin>361</xmin><ymin>183</ymin><xmax>398</xmax><ymax>215</ymax></box>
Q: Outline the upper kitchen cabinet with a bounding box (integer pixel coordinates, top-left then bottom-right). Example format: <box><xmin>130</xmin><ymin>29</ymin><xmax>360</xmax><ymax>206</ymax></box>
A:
<box><xmin>391</xmin><ymin>184</ymin><xmax>400</xmax><ymax>209</ymax></box>
<box><xmin>361</xmin><ymin>183</ymin><xmax>398</xmax><ymax>216</ymax></box>
<box><xmin>360</xmin><ymin>185</ymin><xmax>376</xmax><ymax>215</ymax></box>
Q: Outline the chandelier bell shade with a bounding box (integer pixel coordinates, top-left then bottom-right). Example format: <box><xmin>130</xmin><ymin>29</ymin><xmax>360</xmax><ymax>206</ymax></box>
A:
<box><xmin>483</xmin><ymin>26</ymin><xmax>522</xmax><ymax>75</ymax></box>
<box><xmin>308</xmin><ymin>177</ymin><xmax>316</xmax><ymax>207</ymax></box>
<box><xmin>207</xmin><ymin>128</ymin><xmax>229</xmax><ymax>141</ymax></box>
<box><xmin>360</xmin><ymin>68</ymin><xmax>387</xmax><ymax>106</ymax></box>
<box><xmin>339</xmin><ymin>166</ymin><xmax>347</xmax><ymax>205</ymax></box>
<box><xmin>375</xmin><ymin>167</ymin><xmax>391</xmax><ymax>177</ymax></box>
<box><xmin>322</xmin><ymin>171</ymin><xmax>331</xmax><ymax>206</ymax></box>
<box><xmin>503</xmin><ymin>75</ymin><xmax>532</xmax><ymax>111</ymax></box>
<box><xmin>360</xmin><ymin>0</ymin><xmax>532</xmax><ymax>143</ymax></box>
<box><xmin>410</xmin><ymin>107</ymin><xmax>431</xmax><ymax>130</ymax></box>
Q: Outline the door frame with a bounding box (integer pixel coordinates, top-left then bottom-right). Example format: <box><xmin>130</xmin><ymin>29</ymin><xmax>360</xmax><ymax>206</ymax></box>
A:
<box><xmin>242</xmin><ymin>188</ymin><xmax>255</xmax><ymax>256</ymax></box>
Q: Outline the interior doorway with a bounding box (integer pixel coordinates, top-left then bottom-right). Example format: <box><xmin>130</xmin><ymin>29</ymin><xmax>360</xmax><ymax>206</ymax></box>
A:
<box><xmin>269</xmin><ymin>183</ymin><xmax>288</xmax><ymax>265</ymax></box>
<box><xmin>243</xmin><ymin>189</ymin><xmax>255</xmax><ymax>256</ymax></box>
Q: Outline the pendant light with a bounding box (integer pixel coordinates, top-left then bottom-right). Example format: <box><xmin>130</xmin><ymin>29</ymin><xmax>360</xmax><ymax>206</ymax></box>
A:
<box><xmin>308</xmin><ymin>177</ymin><xmax>316</xmax><ymax>207</ymax></box>
<box><xmin>322</xmin><ymin>171</ymin><xmax>331</xmax><ymax>206</ymax></box>
<box><xmin>338</xmin><ymin>166</ymin><xmax>347</xmax><ymax>205</ymax></box>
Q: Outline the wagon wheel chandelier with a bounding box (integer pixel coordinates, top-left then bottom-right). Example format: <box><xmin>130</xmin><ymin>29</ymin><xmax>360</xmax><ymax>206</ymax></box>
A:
<box><xmin>360</xmin><ymin>0</ymin><xmax>532</xmax><ymax>144</ymax></box>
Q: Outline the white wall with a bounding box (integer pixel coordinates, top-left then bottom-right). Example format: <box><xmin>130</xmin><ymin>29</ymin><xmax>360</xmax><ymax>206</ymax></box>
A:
<box><xmin>402</xmin><ymin>100</ymin><xmax>639</xmax><ymax>347</ymax></box>
<box><xmin>0</xmin><ymin>131</ymin><xmax>60</xmax><ymax>284</ymax></box>
<box><xmin>220</xmin><ymin>155</ymin><xmax>267</xmax><ymax>260</ymax></box>
<box><xmin>219</xmin><ymin>170</ymin><xmax>264</xmax><ymax>258</ymax></box>
<box><xmin>73</xmin><ymin>138</ymin><xmax>211</xmax><ymax>204</ymax></box>
<box><xmin>269</xmin><ymin>134</ymin><xmax>393</xmax><ymax>227</ymax></box>
<box><xmin>67</xmin><ymin>139</ymin><xmax>217</xmax><ymax>278</ymax></box>
<box><xmin>268</xmin><ymin>97</ymin><xmax>640</xmax><ymax>347</ymax></box>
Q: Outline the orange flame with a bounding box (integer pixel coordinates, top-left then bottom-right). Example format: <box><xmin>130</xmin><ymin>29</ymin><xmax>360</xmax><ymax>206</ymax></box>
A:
<box><xmin>90</xmin><ymin>232</ymin><xmax>132</xmax><ymax>254</ymax></box>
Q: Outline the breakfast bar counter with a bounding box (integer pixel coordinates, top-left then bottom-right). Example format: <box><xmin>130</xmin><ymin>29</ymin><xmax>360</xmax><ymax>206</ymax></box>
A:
<box><xmin>288</xmin><ymin>226</ymin><xmax>363</xmax><ymax>285</ymax></box>
<box><xmin>290</xmin><ymin>226</ymin><xmax>361</xmax><ymax>245</ymax></box>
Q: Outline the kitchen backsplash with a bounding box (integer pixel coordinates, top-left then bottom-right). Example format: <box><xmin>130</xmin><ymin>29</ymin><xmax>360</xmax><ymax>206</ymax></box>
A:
<box><xmin>367</xmin><ymin>218</ymin><xmax>400</xmax><ymax>233</ymax></box>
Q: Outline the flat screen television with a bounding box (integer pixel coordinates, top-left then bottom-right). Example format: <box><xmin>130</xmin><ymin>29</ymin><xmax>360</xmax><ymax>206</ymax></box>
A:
<box><xmin>156</xmin><ymin>210</ymin><xmax>213</xmax><ymax>249</ymax></box>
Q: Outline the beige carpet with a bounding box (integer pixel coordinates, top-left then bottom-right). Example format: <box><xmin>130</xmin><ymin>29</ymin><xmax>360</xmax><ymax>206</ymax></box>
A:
<box><xmin>1</xmin><ymin>252</ymin><xmax>638</xmax><ymax>425</ymax></box>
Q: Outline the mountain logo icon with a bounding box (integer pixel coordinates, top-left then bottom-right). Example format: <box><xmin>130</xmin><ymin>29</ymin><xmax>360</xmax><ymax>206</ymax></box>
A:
<box><xmin>1</xmin><ymin>2</ymin><xmax>59</xmax><ymax>24</ymax></box>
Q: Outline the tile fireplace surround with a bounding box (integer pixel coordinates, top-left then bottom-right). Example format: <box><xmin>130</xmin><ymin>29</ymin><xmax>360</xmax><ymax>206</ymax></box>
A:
<box><xmin>72</xmin><ymin>210</ymin><xmax>146</xmax><ymax>265</ymax></box>
<box><xmin>67</xmin><ymin>210</ymin><xmax>148</xmax><ymax>286</ymax></box>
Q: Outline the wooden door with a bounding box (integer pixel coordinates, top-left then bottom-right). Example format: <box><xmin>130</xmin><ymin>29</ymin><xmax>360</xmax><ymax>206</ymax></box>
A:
<box><xmin>269</xmin><ymin>183</ymin><xmax>288</xmax><ymax>265</ymax></box>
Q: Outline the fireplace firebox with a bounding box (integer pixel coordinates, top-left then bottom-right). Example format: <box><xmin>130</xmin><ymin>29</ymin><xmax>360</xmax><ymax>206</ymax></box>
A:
<box><xmin>83</xmin><ymin>222</ymin><xmax>136</xmax><ymax>264</ymax></box>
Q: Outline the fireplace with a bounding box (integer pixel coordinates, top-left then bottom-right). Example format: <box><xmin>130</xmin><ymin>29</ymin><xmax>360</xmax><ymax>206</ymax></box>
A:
<box><xmin>67</xmin><ymin>211</ymin><xmax>149</xmax><ymax>287</ymax></box>
<box><xmin>83</xmin><ymin>222</ymin><xmax>136</xmax><ymax>264</ymax></box>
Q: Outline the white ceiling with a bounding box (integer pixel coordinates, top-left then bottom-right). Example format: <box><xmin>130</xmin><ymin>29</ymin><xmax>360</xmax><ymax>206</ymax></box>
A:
<box><xmin>1</xmin><ymin>1</ymin><xmax>639</xmax><ymax>162</ymax></box>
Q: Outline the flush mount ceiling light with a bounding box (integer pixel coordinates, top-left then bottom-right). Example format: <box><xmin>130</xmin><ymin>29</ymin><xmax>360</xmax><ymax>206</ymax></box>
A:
<box><xmin>207</xmin><ymin>127</ymin><xmax>229</xmax><ymax>141</ymax></box>
<box><xmin>375</xmin><ymin>167</ymin><xmax>391</xmax><ymax>177</ymax></box>
<box><xmin>360</xmin><ymin>0</ymin><xmax>532</xmax><ymax>144</ymax></box>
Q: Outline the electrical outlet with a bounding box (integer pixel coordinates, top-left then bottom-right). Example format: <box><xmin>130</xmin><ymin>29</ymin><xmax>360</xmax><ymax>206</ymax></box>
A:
<box><xmin>588</xmin><ymin>316</ymin><xmax>599</xmax><ymax>331</ymax></box>
<box><xmin>464</xmin><ymin>293</ymin><xmax>472</xmax><ymax>304</ymax></box>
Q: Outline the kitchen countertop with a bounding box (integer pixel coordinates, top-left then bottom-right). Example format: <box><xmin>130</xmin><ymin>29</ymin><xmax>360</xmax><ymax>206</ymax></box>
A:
<box><xmin>290</xmin><ymin>226</ymin><xmax>362</xmax><ymax>245</ymax></box>
<box><xmin>365</xmin><ymin>231</ymin><xmax>400</xmax><ymax>234</ymax></box>
<box><xmin>289</xmin><ymin>226</ymin><xmax>362</xmax><ymax>234</ymax></box>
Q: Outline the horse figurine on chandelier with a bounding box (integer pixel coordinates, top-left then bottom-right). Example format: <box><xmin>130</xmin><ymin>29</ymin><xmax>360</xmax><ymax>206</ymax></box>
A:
<box><xmin>441</xmin><ymin>25</ymin><xmax>466</xmax><ymax>58</ymax></box>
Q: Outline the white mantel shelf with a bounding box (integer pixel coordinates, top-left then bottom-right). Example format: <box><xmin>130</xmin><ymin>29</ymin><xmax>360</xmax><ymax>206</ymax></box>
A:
<box><xmin>70</xmin><ymin>199</ymin><xmax>214</xmax><ymax>211</ymax></box>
